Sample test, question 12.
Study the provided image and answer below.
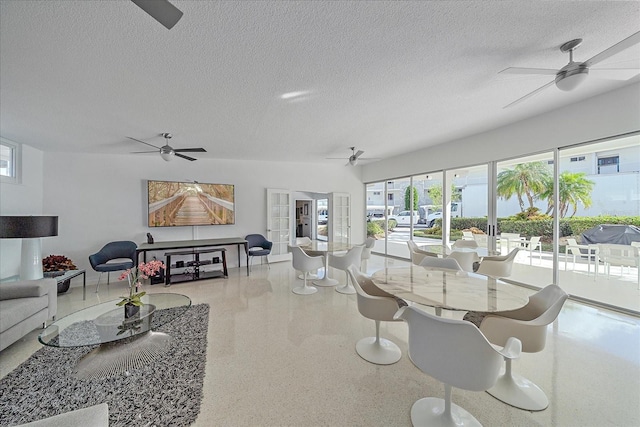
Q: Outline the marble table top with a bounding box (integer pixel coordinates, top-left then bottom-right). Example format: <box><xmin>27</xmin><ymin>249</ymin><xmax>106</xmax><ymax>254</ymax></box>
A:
<box><xmin>298</xmin><ymin>241</ymin><xmax>353</xmax><ymax>255</ymax></box>
<box><xmin>371</xmin><ymin>266</ymin><xmax>532</xmax><ymax>312</ymax></box>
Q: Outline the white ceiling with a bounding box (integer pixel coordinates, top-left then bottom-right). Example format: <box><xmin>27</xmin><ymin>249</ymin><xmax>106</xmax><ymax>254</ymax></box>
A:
<box><xmin>1</xmin><ymin>1</ymin><xmax>639</xmax><ymax>165</ymax></box>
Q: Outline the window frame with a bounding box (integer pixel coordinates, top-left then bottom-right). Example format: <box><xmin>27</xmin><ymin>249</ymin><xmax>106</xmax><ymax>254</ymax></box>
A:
<box><xmin>0</xmin><ymin>138</ymin><xmax>22</xmax><ymax>184</ymax></box>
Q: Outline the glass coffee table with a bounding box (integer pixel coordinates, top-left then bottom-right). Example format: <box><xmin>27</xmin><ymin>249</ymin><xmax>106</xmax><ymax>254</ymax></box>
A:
<box><xmin>39</xmin><ymin>293</ymin><xmax>191</xmax><ymax>379</ymax></box>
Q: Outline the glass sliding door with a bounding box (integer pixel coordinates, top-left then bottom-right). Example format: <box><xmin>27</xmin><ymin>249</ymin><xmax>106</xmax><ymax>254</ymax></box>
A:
<box><xmin>496</xmin><ymin>153</ymin><xmax>554</xmax><ymax>288</ymax></box>
<box><xmin>446</xmin><ymin>165</ymin><xmax>489</xmax><ymax>249</ymax></box>
<box><xmin>383</xmin><ymin>177</ymin><xmax>414</xmax><ymax>259</ymax></box>
<box><xmin>411</xmin><ymin>172</ymin><xmax>443</xmax><ymax>252</ymax></box>
<box><xmin>558</xmin><ymin>133</ymin><xmax>640</xmax><ymax>312</ymax></box>
<box><xmin>366</xmin><ymin>181</ymin><xmax>389</xmax><ymax>255</ymax></box>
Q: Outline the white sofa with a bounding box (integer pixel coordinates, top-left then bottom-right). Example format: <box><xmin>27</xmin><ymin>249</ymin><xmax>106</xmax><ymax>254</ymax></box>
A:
<box><xmin>0</xmin><ymin>278</ymin><xmax>57</xmax><ymax>352</ymax></box>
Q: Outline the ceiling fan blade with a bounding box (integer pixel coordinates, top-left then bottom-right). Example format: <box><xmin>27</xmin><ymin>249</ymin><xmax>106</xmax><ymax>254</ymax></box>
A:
<box><xmin>131</xmin><ymin>150</ymin><xmax>159</xmax><ymax>154</ymax></box>
<box><xmin>503</xmin><ymin>80</ymin><xmax>556</xmax><ymax>109</ymax></box>
<box><xmin>499</xmin><ymin>67</ymin><xmax>559</xmax><ymax>76</ymax></box>
<box><xmin>175</xmin><ymin>153</ymin><xmax>197</xmax><ymax>161</ymax></box>
<box><xmin>131</xmin><ymin>0</ymin><xmax>183</xmax><ymax>30</ymax></box>
<box><xmin>354</xmin><ymin>150</ymin><xmax>365</xmax><ymax>159</ymax></box>
<box><xmin>584</xmin><ymin>31</ymin><xmax>640</xmax><ymax>67</ymax></box>
<box><xmin>127</xmin><ymin>136</ymin><xmax>161</xmax><ymax>149</ymax></box>
<box><xmin>589</xmin><ymin>68</ymin><xmax>640</xmax><ymax>80</ymax></box>
<box><xmin>174</xmin><ymin>148</ymin><xmax>207</xmax><ymax>153</ymax></box>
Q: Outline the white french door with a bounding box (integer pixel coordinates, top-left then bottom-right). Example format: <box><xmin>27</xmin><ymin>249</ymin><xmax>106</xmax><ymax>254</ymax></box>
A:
<box><xmin>330</xmin><ymin>192</ymin><xmax>351</xmax><ymax>244</ymax></box>
<box><xmin>266</xmin><ymin>188</ymin><xmax>292</xmax><ymax>263</ymax></box>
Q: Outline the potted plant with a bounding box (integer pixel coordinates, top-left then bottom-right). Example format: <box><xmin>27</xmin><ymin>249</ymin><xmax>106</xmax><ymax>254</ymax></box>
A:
<box><xmin>42</xmin><ymin>255</ymin><xmax>77</xmax><ymax>293</ymax></box>
<box><xmin>117</xmin><ymin>260</ymin><xmax>165</xmax><ymax>318</ymax></box>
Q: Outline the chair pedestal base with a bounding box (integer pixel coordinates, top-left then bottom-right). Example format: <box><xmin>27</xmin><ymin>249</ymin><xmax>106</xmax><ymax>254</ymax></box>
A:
<box><xmin>355</xmin><ymin>337</ymin><xmax>401</xmax><ymax>365</ymax></box>
<box><xmin>335</xmin><ymin>283</ymin><xmax>355</xmax><ymax>294</ymax></box>
<box><xmin>411</xmin><ymin>397</ymin><xmax>481</xmax><ymax>427</ymax></box>
<box><xmin>312</xmin><ymin>277</ymin><xmax>338</xmax><ymax>287</ymax></box>
<box><xmin>486</xmin><ymin>371</ymin><xmax>549</xmax><ymax>411</ymax></box>
<box><xmin>292</xmin><ymin>284</ymin><xmax>318</xmax><ymax>295</ymax></box>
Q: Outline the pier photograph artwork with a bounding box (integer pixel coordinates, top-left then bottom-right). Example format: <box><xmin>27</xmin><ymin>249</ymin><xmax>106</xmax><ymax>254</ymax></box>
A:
<box><xmin>147</xmin><ymin>180</ymin><xmax>235</xmax><ymax>227</ymax></box>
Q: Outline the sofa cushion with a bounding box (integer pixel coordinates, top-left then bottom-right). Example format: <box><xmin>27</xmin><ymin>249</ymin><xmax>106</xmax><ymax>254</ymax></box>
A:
<box><xmin>0</xmin><ymin>295</ymin><xmax>48</xmax><ymax>333</ymax></box>
<box><xmin>0</xmin><ymin>279</ymin><xmax>56</xmax><ymax>300</ymax></box>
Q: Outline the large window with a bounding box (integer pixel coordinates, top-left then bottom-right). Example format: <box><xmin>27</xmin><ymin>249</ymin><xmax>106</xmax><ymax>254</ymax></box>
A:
<box><xmin>0</xmin><ymin>138</ymin><xmax>20</xmax><ymax>183</ymax></box>
<box><xmin>364</xmin><ymin>132</ymin><xmax>639</xmax><ymax>314</ymax></box>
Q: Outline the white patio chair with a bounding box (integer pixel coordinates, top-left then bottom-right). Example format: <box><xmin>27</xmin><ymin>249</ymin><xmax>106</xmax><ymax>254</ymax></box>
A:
<box><xmin>598</xmin><ymin>244</ymin><xmax>640</xmax><ymax>288</ymax></box>
<box><xmin>462</xmin><ymin>231</ymin><xmax>474</xmax><ymax>240</ymax></box>
<box><xmin>519</xmin><ymin>236</ymin><xmax>542</xmax><ymax>265</ymax></box>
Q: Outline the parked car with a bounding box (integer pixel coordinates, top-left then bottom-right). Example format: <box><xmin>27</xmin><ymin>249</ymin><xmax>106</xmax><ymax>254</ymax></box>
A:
<box><xmin>318</xmin><ymin>209</ymin><xmax>328</xmax><ymax>225</ymax></box>
<box><xmin>426</xmin><ymin>211</ymin><xmax>443</xmax><ymax>228</ymax></box>
<box><xmin>390</xmin><ymin>210</ymin><xmax>420</xmax><ymax>226</ymax></box>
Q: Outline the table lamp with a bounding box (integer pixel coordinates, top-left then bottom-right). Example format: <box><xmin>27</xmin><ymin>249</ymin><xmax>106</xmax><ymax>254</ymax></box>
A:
<box><xmin>0</xmin><ymin>216</ymin><xmax>58</xmax><ymax>280</ymax></box>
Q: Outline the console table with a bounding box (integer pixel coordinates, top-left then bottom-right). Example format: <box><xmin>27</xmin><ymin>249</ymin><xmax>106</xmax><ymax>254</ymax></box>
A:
<box><xmin>136</xmin><ymin>237</ymin><xmax>249</xmax><ymax>276</ymax></box>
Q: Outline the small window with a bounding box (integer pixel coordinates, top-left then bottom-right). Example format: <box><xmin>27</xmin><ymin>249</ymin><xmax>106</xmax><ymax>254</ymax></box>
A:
<box><xmin>373</xmin><ymin>191</ymin><xmax>381</xmax><ymax>196</ymax></box>
<box><xmin>387</xmin><ymin>193</ymin><xmax>394</xmax><ymax>202</ymax></box>
<box><xmin>570</xmin><ymin>156</ymin><xmax>586</xmax><ymax>162</ymax></box>
<box><xmin>0</xmin><ymin>139</ymin><xmax>21</xmax><ymax>184</ymax></box>
<box><xmin>547</xmin><ymin>160</ymin><xmax>554</xmax><ymax>165</ymax></box>
<box><xmin>598</xmin><ymin>155</ymin><xmax>619</xmax><ymax>174</ymax></box>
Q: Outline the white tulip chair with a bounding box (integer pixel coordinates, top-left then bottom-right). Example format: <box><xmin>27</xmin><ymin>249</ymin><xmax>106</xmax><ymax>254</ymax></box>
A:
<box><xmin>330</xmin><ymin>245</ymin><xmax>364</xmax><ymax>294</ymax></box>
<box><xmin>347</xmin><ymin>266</ymin><xmax>405</xmax><ymax>365</ymax></box>
<box><xmin>464</xmin><ymin>284</ymin><xmax>568</xmax><ymax>411</ymax></box>
<box><xmin>290</xmin><ymin>245</ymin><xmax>324</xmax><ymax>295</ymax></box>
<box><xmin>394</xmin><ymin>305</ymin><xmax>522</xmax><ymax>427</ymax></box>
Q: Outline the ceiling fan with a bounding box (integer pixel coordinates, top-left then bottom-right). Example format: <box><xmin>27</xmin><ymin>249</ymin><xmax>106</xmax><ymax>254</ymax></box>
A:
<box><xmin>500</xmin><ymin>31</ymin><xmax>640</xmax><ymax>108</ymax></box>
<box><xmin>128</xmin><ymin>133</ymin><xmax>206</xmax><ymax>162</ymax></box>
<box><xmin>327</xmin><ymin>147</ymin><xmax>379</xmax><ymax>166</ymax></box>
<box><xmin>131</xmin><ymin>0</ymin><xmax>183</xmax><ymax>30</ymax></box>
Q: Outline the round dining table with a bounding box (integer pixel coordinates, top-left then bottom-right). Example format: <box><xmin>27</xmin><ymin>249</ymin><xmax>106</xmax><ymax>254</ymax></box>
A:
<box><xmin>370</xmin><ymin>266</ymin><xmax>532</xmax><ymax>313</ymax></box>
<box><xmin>298</xmin><ymin>240</ymin><xmax>352</xmax><ymax>287</ymax></box>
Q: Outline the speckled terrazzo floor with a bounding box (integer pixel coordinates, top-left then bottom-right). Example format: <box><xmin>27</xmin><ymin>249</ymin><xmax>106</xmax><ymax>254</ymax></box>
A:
<box><xmin>2</xmin><ymin>255</ymin><xmax>639</xmax><ymax>426</ymax></box>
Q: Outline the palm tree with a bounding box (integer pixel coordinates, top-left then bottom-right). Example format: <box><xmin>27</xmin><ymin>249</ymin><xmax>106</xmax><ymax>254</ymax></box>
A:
<box><xmin>497</xmin><ymin>162</ymin><xmax>550</xmax><ymax>212</ymax></box>
<box><xmin>541</xmin><ymin>172</ymin><xmax>594</xmax><ymax>217</ymax></box>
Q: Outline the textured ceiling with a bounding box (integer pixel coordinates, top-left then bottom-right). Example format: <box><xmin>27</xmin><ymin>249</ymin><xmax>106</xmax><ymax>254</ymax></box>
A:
<box><xmin>1</xmin><ymin>1</ymin><xmax>639</xmax><ymax>164</ymax></box>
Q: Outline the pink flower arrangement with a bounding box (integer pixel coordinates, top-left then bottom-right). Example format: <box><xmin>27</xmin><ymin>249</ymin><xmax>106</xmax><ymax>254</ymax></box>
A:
<box><xmin>117</xmin><ymin>260</ymin><xmax>166</xmax><ymax>307</ymax></box>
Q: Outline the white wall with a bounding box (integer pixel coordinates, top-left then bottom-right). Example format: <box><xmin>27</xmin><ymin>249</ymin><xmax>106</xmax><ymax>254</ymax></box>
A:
<box><xmin>39</xmin><ymin>152</ymin><xmax>364</xmax><ymax>282</ymax></box>
<box><xmin>0</xmin><ymin>144</ymin><xmax>44</xmax><ymax>277</ymax></box>
<box><xmin>362</xmin><ymin>82</ymin><xmax>640</xmax><ymax>182</ymax></box>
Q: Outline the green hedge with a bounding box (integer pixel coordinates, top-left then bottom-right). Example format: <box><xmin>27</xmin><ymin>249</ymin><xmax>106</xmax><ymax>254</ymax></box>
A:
<box><xmin>444</xmin><ymin>215</ymin><xmax>640</xmax><ymax>241</ymax></box>
<box><xmin>368</xmin><ymin>219</ymin><xmax>397</xmax><ymax>237</ymax></box>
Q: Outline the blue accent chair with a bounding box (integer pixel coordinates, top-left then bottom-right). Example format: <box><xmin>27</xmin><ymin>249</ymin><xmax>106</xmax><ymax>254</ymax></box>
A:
<box><xmin>245</xmin><ymin>234</ymin><xmax>273</xmax><ymax>271</ymax></box>
<box><xmin>89</xmin><ymin>241</ymin><xmax>137</xmax><ymax>292</ymax></box>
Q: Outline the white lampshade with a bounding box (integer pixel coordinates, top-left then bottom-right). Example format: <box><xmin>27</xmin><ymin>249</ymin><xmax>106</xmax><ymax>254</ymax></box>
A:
<box><xmin>555</xmin><ymin>69</ymin><xmax>589</xmax><ymax>91</ymax></box>
<box><xmin>160</xmin><ymin>146</ymin><xmax>175</xmax><ymax>161</ymax></box>
<box><xmin>160</xmin><ymin>151</ymin><xmax>174</xmax><ymax>161</ymax></box>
